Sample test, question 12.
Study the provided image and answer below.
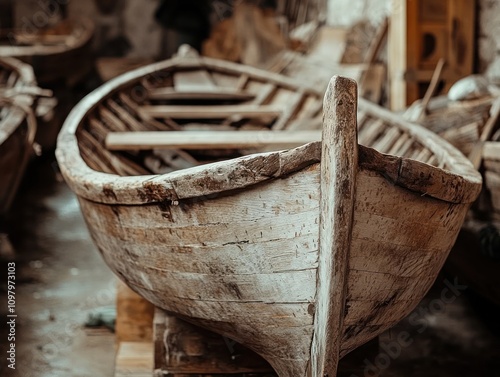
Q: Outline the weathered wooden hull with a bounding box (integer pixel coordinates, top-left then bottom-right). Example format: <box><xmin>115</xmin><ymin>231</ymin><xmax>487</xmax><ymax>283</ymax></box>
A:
<box><xmin>0</xmin><ymin>18</ymin><xmax>94</xmax><ymax>85</ymax></box>
<box><xmin>56</xmin><ymin>60</ymin><xmax>482</xmax><ymax>376</ymax></box>
<box><xmin>76</xmin><ymin>159</ymin><xmax>471</xmax><ymax>375</ymax></box>
<box><xmin>0</xmin><ymin>58</ymin><xmax>37</xmax><ymax>224</ymax></box>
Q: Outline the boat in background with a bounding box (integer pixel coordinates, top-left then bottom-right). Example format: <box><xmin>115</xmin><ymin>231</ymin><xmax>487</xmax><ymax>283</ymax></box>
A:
<box><xmin>0</xmin><ymin>57</ymin><xmax>48</xmax><ymax>257</ymax></box>
<box><xmin>0</xmin><ymin>18</ymin><xmax>94</xmax><ymax>85</ymax></box>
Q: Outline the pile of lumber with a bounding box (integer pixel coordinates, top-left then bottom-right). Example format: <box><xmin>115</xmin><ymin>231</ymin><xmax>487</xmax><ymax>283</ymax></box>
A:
<box><xmin>203</xmin><ymin>1</ymin><xmax>286</xmax><ymax>67</ymax></box>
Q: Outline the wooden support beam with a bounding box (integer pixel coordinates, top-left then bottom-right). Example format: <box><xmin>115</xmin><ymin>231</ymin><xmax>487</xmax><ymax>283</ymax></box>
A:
<box><xmin>105</xmin><ymin>130</ymin><xmax>321</xmax><ymax>151</ymax></box>
<box><xmin>116</xmin><ymin>281</ymin><xmax>155</xmax><ymax>344</ymax></box>
<box><xmin>114</xmin><ymin>342</ymin><xmax>153</xmax><ymax>377</ymax></box>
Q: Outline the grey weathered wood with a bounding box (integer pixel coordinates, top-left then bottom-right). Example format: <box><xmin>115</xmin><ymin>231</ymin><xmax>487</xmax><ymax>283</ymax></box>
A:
<box><xmin>148</xmin><ymin>88</ymin><xmax>255</xmax><ymax>101</ymax></box>
<box><xmin>55</xmin><ymin>57</ymin><xmax>483</xmax><ymax>377</ymax></box>
<box><xmin>312</xmin><ymin>77</ymin><xmax>357</xmax><ymax>377</ymax></box>
<box><xmin>139</xmin><ymin>104</ymin><xmax>283</xmax><ymax>120</ymax></box>
<box><xmin>105</xmin><ymin>130</ymin><xmax>321</xmax><ymax>150</ymax></box>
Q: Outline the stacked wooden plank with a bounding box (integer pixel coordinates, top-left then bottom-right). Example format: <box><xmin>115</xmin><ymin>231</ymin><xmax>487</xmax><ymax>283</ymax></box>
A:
<box><xmin>263</xmin><ymin>24</ymin><xmax>387</xmax><ymax>105</ymax></box>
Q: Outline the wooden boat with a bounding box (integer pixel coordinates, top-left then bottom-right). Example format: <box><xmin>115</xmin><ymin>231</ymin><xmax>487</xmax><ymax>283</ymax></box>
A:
<box><xmin>0</xmin><ymin>18</ymin><xmax>94</xmax><ymax>85</ymax></box>
<box><xmin>56</xmin><ymin>54</ymin><xmax>482</xmax><ymax>376</ymax></box>
<box><xmin>0</xmin><ymin>57</ymin><xmax>39</xmax><ymax>255</ymax></box>
<box><xmin>404</xmin><ymin>77</ymin><xmax>500</xmax><ymax>219</ymax></box>
<box><xmin>405</xmin><ymin>93</ymin><xmax>498</xmax><ymax>157</ymax></box>
<box><xmin>410</xmin><ymin>77</ymin><xmax>500</xmax><ymax>306</ymax></box>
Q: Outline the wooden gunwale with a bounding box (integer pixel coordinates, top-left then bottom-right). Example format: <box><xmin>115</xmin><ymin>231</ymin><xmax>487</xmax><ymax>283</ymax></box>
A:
<box><xmin>56</xmin><ymin>60</ymin><xmax>481</xmax><ymax>208</ymax></box>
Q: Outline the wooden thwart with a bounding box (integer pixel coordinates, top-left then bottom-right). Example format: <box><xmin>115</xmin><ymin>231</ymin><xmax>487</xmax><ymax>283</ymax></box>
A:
<box><xmin>139</xmin><ymin>105</ymin><xmax>283</xmax><ymax>119</ymax></box>
<box><xmin>148</xmin><ymin>88</ymin><xmax>255</xmax><ymax>101</ymax></box>
<box><xmin>105</xmin><ymin>130</ymin><xmax>321</xmax><ymax>150</ymax></box>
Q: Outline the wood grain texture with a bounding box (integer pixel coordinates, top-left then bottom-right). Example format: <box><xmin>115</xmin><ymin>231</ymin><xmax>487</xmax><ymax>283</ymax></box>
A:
<box><xmin>55</xmin><ymin>59</ymin><xmax>483</xmax><ymax>377</ymax></box>
<box><xmin>311</xmin><ymin>76</ymin><xmax>357</xmax><ymax>377</ymax></box>
<box><xmin>106</xmin><ymin>130</ymin><xmax>321</xmax><ymax>150</ymax></box>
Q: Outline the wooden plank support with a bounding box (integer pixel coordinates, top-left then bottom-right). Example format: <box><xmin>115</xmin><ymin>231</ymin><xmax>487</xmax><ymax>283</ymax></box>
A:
<box><xmin>116</xmin><ymin>280</ymin><xmax>155</xmax><ymax>344</ymax></box>
<box><xmin>153</xmin><ymin>309</ymin><xmax>274</xmax><ymax>376</ymax></box>
<box><xmin>153</xmin><ymin>308</ymin><xmax>381</xmax><ymax>376</ymax></box>
<box><xmin>105</xmin><ymin>130</ymin><xmax>321</xmax><ymax>151</ymax></box>
<box><xmin>138</xmin><ymin>105</ymin><xmax>283</xmax><ymax>119</ymax></box>
<box><xmin>115</xmin><ymin>342</ymin><xmax>154</xmax><ymax>377</ymax></box>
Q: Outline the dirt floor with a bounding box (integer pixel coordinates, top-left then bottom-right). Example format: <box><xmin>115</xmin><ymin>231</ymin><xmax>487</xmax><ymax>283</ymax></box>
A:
<box><xmin>1</xmin><ymin>154</ymin><xmax>500</xmax><ymax>377</ymax></box>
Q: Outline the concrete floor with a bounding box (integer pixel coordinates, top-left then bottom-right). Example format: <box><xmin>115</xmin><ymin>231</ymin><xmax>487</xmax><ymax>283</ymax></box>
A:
<box><xmin>0</xmin><ymin>157</ymin><xmax>115</xmax><ymax>377</ymax></box>
<box><xmin>1</xmin><ymin>155</ymin><xmax>500</xmax><ymax>377</ymax></box>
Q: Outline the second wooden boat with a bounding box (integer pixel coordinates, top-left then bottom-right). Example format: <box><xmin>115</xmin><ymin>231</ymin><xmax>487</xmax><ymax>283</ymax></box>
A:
<box><xmin>0</xmin><ymin>57</ymin><xmax>39</xmax><ymax>254</ymax></box>
<box><xmin>0</xmin><ymin>18</ymin><xmax>94</xmax><ymax>85</ymax></box>
<box><xmin>56</xmin><ymin>59</ymin><xmax>481</xmax><ymax>375</ymax></box>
